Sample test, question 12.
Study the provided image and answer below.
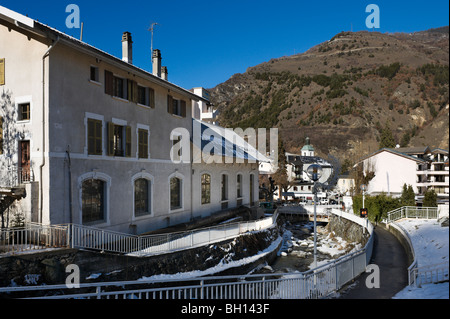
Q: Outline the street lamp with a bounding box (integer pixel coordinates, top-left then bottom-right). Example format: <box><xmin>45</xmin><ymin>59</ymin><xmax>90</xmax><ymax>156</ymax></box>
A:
<box><xmin>306</xmin><ymin>164</ymin><xmax>323</xmax><ymax>269</ymax></box>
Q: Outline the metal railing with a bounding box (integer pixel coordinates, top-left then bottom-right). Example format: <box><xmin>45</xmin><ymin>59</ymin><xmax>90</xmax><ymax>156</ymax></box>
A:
<box><xmin>0</xmin><ymin>223</ymin><xmax>69</xmax><ymax>255</ymax></box>
<box><xmin>0</xmin><ymin>209</ymin><xmax>374</xmax><ymax>299</ymax></box>
<box><xmin>0</xmin><ymin>167</ymin><xmax>34</xmax><ymax>188</ymax></box>
<box><xmin>412</xmin><ymin>261</ymin><xmax>449</xmax><ymax>287</ymax></box>
<box><xmin>385</xmin><ymin>206</ymin><xmax>439</xmax><ymax>224</ymax></box>
<box><xmin>385</xmin><ymin>206</ymin><xmax>448</xmax><ymax>287</ymax></box>
<box><xmin>1</xmin><ymin>212</ymin><xmax>279</xmax><ymax>257</ymax></box>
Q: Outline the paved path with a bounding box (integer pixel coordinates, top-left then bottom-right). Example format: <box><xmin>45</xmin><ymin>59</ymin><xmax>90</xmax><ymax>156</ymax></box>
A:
<box><xmin>338</xmin><ymin>226</ymin><xmax>409</xmax><ymax>299</ymax></box>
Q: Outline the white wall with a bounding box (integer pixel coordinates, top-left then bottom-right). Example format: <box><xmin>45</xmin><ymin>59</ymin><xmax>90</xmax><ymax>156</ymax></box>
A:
<box><xmin>364</xmin><ymin>150</ymin><xmax>418</xmax><ymax>196</ymax></box>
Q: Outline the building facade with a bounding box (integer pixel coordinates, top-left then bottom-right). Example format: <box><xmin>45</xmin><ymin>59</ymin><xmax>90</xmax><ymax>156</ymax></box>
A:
<box><xmin>0</xmin><ymin>6</ymin><xmax>262</xmax><ymax>234</ymax></box>
<box><xmin>356</xmin><ymin>147</ymin><xmax>449</xmax><ymax>204</ymax></box>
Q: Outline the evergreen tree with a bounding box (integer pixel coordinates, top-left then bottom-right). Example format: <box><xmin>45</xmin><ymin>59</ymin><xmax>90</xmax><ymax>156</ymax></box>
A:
<box><xmin>379</xmin><ymin>121</ymin><xmax>396</xmax><ymax>148</ymax></box>
<box><xmin>423</xmin><ymin>189</ymin><xmax>438</xmax><ymax>207</ymax></box>
<box><xmin>401</xmin><ymin>184</ymin><xmax>416</xmax><ymax>206</ymax></box>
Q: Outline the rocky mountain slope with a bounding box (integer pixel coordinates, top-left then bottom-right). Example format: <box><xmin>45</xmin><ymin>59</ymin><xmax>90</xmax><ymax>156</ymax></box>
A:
<box><xmin>210</xmin><ymin>27</ymin><xmax>449</xmax><ymax>165</ymax></box>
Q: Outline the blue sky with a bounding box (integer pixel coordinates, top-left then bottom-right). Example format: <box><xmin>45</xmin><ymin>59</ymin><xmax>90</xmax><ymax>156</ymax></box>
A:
<box><xmin>1</xmin><ymin>0</ymin><xmax>449</xmax><ymax>89</ymax></box>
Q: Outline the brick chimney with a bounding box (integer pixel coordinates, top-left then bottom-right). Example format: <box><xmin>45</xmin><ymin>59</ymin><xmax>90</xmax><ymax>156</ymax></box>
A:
<box><xmin>152</xmin><ymin>49</ymin><xmax>161</xmax><ymax>77</ymax></box>
<box><xmin>122</xmin><ymin>32</ymin><xmax>133</xmax><ymax>64</ymax></box>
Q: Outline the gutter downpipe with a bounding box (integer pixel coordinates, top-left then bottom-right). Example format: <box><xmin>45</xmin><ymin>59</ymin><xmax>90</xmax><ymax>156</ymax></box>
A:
<box><xmin>39</xmin><ymin>37</ymin><xmax>60</xmax><ymax>224</ymax></box>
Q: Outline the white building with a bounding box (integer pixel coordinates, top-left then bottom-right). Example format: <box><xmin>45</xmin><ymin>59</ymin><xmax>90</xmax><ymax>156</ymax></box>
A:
<box><xmin>0</xmin><ymin>6</ymin><xmax>264</xmax><ymax>233</ymax></box>
<box><xmin>355</xmin><ymin>146</ymin><xmax>449</xmax><ymax>204</ymax></box>
<box><xmin>268</xmin><ymin>137</ymin><xmax>333</xmax><ymax>202</ymax></box>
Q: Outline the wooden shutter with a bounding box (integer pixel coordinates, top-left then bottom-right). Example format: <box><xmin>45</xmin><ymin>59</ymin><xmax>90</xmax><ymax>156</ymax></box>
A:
<box><xmin>107</xmin><ymin>122</ymin><xmax>114</xmax><ymax>156</ymax></box>
<box><xmin>180</xmin><ymin>100</ymin><xmax>187</xmax><ymax>118</ymax></box>
<box><xmin>132</xmin><ymin>81</ymin><xmax>138</xmax><ymax>103</ymax></box>
<box><xmin>125</xmin><ymin>126</ymin><xmax>132</xmax><ymax>157</ymax></box>
<box><xmin>87</xmin><ymin>119</ymin><xmax>95</xmax><ymax>155</ymax></box>
<box><xmin>105</xmin><ymin>70</ymin><xmax>114</xmax><ymax>95</ymax></box>
<box><xmin>167</xmin><ymin>95</ymin><xmax>174</xmax><ymax>114</ymax></box>
<box><xmin>149</xmin><ymin>88</ymin><xmax>155</xmax><ymax>108</ymax></box>
<box><xmin>0</xmin><ymin>58</ymin><xmax>5</xmax><ymax>86</ymax></box>
<box><xmin>127</xmin><ymin>80</ymin><xmax>138</xmax><ymax>103</ymax></box>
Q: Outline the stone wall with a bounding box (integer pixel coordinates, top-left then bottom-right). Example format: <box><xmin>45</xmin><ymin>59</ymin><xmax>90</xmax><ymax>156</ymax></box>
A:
<box><xmin>326</xmin><ymin>214</ymin><xmax>369</xmax><ymax>246</ymax></box>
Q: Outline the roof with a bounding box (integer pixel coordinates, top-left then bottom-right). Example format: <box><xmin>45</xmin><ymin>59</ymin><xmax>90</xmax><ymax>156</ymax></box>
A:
<box><xmin>301</xmin><ymin>144</ymin><xmax>315</xmax><ymax>151</ymax></box>
<box><xmin>355</xmin><ymin>147</ymin><xmax>427</xmax><ymax>166</ymax></box>
<box><xmin>389</xmin><ymin>146</ymin><xmax>431</xmax><ymax>155</ymax></box>
<box><xmin>0</xmin><ymin>5</ymin><xmax>207</xmax><ymax>103</ymax></box>
<box><xmin>192</xmin><ymin>119</ymin><xmax>271</xmax><ymax>163</ymax></box>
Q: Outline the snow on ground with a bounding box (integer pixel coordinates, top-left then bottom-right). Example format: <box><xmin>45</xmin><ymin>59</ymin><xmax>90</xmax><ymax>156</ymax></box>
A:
<box><xmin>135</xmin><ymin>236</ymin><xmax>282</xmax><ymax>282</ymax></box>
<box><xmin>392</xmin><ymin>218</ymin><xmax>449</xmax><ymax>299</ymax></box>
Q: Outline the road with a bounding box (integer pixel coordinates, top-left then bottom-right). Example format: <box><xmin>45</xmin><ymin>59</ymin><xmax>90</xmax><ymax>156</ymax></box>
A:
<box><xmin>338</xmin><ymin>226</ymin><xmax>409</xmax><ymax>299</ymax></box>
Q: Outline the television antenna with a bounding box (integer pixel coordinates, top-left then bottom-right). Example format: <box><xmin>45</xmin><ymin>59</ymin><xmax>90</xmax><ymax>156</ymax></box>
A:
<box><xmin>148</xmin><ymin>22</ymin><xmax>159</xmax><ymax>54</ymax></box>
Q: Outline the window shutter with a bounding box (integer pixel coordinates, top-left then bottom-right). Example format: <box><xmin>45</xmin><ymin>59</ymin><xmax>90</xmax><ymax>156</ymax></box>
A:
<box><xmin>87</xmin><ymin>119</ymin><xmax>95</xmax><ymax>155</ymax></box>
<box><xmin>107</xmin><ymin>122</ymin><xmax>114</xmax><ymax>156</ymax></box>
<box><xmin>105</xmin><ymin>70</ymin><xmax>114</xmax><ymax>95</ymax></box>
<box><xmin>132</xmin><ymin>81</ymin><xmax>138</xmax><ymax>104</ymax></box>
<box><xmin>149</xmin><ymin>88</ymin><xmax>155</xmax><ymax>108</ymax></box>
<box><xmin>125</xmin><ymin>126</ymin><xmax>132</xmax><ymax>157</ymax></box>
<box><xmin>167</xmin><ymin>95</ymin><xmax>174</xmax><ymax>114</ymax></box>
<box><xmin>180</xmin><ymin>100</ymin><xmax>187</xmax><ymax>118</ymax></box>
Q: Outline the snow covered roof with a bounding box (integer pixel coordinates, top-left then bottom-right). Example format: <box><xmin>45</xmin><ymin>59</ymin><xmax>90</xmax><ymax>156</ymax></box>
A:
<box><xmin>192</xmin><ymin>119</ymin><xmax>271</xmax><ymax>163</ymax></box>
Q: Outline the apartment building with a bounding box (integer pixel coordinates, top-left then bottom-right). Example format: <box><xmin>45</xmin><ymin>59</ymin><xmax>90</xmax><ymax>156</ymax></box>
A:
<box><xmin>0</xmin><ymin>6</ymin><xmax>262</xmax><ymax>234</ymax></box>
<box><xmin>356</xmin><ymin>146</ymin><xmax>449</xmax><ymax>204</ymax></box>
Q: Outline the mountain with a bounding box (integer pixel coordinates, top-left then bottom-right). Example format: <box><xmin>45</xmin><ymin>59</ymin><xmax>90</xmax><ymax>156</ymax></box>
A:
<box><xmin>210</xmin><ymin>27</ymin><xmax>449</xmax><ymax>166</ymax></box>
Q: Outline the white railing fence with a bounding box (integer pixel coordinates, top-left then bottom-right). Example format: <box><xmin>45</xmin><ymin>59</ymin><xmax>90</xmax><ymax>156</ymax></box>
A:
<box><xmin>412</xmin><ymin>262</ymin><xmax>449</xmax><ymax>287</ymax></box>
<box><xmin>385</xmin><ymin>206</ymin><xmax>449</xmax><ymax>287</ymax></box>
<box><xmin>0</xmin><ymin>223</ymin><xmax>69</xmax><ymax>255</ymax></box>
<box><xmin>1</xmin><ymin>212</ymin><xmax>279</xmax><ymax>257</ymax></box>
<box><xmin>0</xmin><ymin>209</ymin><xmax>375</xmax><ymax>299</ymax></box>
<box><xmin>385</xmin><ymin>206</ymin><xmax>439</xmax><ymax>224</ymax></box>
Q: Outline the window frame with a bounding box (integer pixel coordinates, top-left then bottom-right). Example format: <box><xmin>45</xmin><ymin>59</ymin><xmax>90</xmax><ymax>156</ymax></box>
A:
<box><xmin>169</xmin><ymin>172</ymin><xmax>184</xmax><ymax>212</ymax></box>
<box><xmin>78</xmin><ymin>172</ymin><xmax>111</xmax><ymax>226</ymax></box>
<box><xmin>221</xmin><ymin>173</ymin><xmax>229</xmax><ymax>202</ymax></box>
<box><xmin>132</xmin><ymin>172</ymin><xmax>154</xmax><ymax>219</ymax></box>
<box><xmin>237</xmin><ymin>173</ymin><xmax>243</xmax><ymax>199</ymax></box>
<box><xmin>201</xmin><ymin>173</ymin><xmax>211</xmax><ymax>205</ymax></box>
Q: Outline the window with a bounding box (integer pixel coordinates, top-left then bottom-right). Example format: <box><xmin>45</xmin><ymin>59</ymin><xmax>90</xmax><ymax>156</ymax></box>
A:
<box><xmin>87</xmin><ymin>119</ymin><xmax>103</xmax><ymax>155</ymax></box>
<box><xmin>170</xmin><ymin>177</ymin><xmax>182</xmax><ymax>210</ymax></box>
<box><xmin>137</xmin><ymin>86</ymin><xmax>155</xmax><ymax>108</ymax></box>
<box><xmin>108</xmin><ymin>123</ymin><xmax>131</xmax><ymax>157</ymax></box>
<box><xmin>250</xmin><ymin>174</ymin><xmax>254</xmax><ymax>206</ymax></box>
<box><xmin>221</xmin><ymin>174</ymin><xmax>228</xmax><ymax>201</ymax></box>
<box><xmin>172</xmin><ymin>135</ymin><xmax>182</xmax><ymax>162</ymax></box>
<box><xmin>113</xmin><ymin>76</ymin><xmax>126</xmax><ymax>99</ymax></box>
<box><xmin>134</xmin><ymin>178</ymin><xmax>150</xmax><ymax>217</ymax></box>
<box><xmin>138</xmin><ymin>129</ymin><xmax>149</xmax><ymax>159</ymax></box>
<box><xmin>82</xmin><ymin>179</ymin><xmax>105</xmax><ymax>224</ymax></box>
<box><xmin>18</xmin><ymin>103</ymin><xmax>30</xmax><ymax>121</ymax></box>
<box><xmin>90</xmin><ymin>66</ymin><xmax>99</xmax><ymax>82</ymax></box>
<box><xmin>237</xmin><ymin>174</ymin><xmax>242</xmax><ymax>198</ymax></box>
<box><xmin>201</xmin><ymin>174</ymin><xmax>211</xmax><ymax>205</ymax></box>
<box><xmin>167</xmin><ymin>95</ymin><xmax>186</xmax><ymax>117</ymax></box>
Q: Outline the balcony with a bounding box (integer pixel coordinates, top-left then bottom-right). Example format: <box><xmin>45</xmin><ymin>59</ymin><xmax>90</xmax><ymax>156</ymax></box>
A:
<box><xmin>0</xmin><ymin>167</ymin><xmax>34</xmax><ymax>189</ymax></box>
